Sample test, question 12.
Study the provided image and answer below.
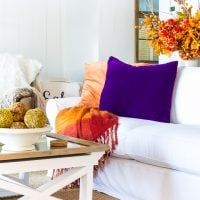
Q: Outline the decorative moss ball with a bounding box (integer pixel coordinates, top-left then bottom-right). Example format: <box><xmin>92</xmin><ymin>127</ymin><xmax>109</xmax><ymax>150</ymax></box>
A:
<box><xmin>0</xmin><ymin>109</ymin><xmax>13</xmax><ymax>128</ymax></box>
<box><xmin>10</xmin><ymin>122</ymin><xmax>27</xmax><ymax>129</ymax></box>
<box><xmin>9</xmin><ymin>102</ymin><xmax>28</xmax><ymax>122</ymax></box>
<box><xmin>24</xmin><ymin>108</ymin><xmax>46</xmax><ymax>128</ymax></box>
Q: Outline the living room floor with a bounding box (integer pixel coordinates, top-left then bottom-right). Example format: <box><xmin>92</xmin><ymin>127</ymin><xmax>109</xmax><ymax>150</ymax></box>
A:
<box><xmin>3</xmin><ymin>171</ymin><xmax>117</xmax><ymax>200</ymax></box>
<box><xmin>5</xmin><ymin>189</ymin><xmax>117</xmax><ymax>200</ymax></box>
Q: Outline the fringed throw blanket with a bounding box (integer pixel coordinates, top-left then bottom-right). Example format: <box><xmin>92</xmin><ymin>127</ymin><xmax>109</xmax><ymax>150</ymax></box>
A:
<box><xmin>54</xmin><ymin>105</ymin><xmax>118</xmax><ymax>179</ymax></box>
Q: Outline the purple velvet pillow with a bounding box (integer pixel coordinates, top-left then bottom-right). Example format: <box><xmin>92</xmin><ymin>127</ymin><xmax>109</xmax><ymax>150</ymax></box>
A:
<box><xmin>99</xmin><ymin>57</ymin><xmax>178</xmax><ymax>122</ymax></box>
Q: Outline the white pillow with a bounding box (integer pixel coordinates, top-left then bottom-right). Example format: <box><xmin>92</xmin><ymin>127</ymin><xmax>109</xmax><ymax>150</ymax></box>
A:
<box><xmin>35</xmin><ymin>80</ymin><xmax>82</xmax><ymax>101</ymax></box>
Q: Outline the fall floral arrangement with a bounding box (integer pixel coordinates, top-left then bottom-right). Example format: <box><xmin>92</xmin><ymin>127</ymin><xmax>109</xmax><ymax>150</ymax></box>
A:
<box><xmin>141</xmin><ymin>0</ymin><xmax>200</xmax><ymax>60</ymax></box>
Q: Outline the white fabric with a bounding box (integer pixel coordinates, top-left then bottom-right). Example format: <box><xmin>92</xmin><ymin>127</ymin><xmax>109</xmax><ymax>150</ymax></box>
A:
<box><xmin>0</xmin><ymin>53</ymin><xmax>42</xmax><ymax>105</ymax></box>
<box><xmin>46</xmin><ymin>97</ymin><xmax>81</xmax><ymax>131</ymax></box>
<box><xmin>94</xmin><ymin>156</ymin><xmax>200</xmax><ymax>200</ymax></box>
<box><xmin>46</xmin><ymin>97</ymin><xmax>200</xmax><ymax>174</ymax></box>
<box><xmin>114</xmin><ymin>117</ymin><xmax>200</xmax><ymax>175</ymax></box>
<box><xmin>45</xmin><ymin>66</ymin><xmax>200</xmax><ymax>200</ymax></box>
<box><xmin>171</xmin><ymin>66</ymin><xmax>200</xmax><ymax>124</ymax></box>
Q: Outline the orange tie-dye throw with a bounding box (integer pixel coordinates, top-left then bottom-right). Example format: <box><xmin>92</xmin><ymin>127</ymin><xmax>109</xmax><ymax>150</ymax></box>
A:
<box><xmin>54</xmin><ymin>106</ymin><xmax>118</xmax><ymax>182</ymax></box>
<box><xmin>55</xmin><ymin>105</ymin><xmax>118</xmax><ymax>148</ymax></box>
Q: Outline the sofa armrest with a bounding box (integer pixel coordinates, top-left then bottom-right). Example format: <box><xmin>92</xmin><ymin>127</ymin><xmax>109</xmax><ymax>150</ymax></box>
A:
<box><xmin>46</xmin><ymin>97</ymin><xmax>81</xmax><ymax>131</ymax></box>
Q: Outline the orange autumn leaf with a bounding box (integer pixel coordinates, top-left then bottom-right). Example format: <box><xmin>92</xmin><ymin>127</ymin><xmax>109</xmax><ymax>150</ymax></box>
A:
<box><xmin>139</xmin><ymin>1</ymin><xmax>200</xmax><ymax>60</ymax></box>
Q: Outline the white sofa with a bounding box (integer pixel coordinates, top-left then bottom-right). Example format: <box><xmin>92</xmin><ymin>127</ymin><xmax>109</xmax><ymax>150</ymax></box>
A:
<box><xmin>46</xmin><ymin>66</ymin><xmax>200</xmax><ymax>200</ymax></box>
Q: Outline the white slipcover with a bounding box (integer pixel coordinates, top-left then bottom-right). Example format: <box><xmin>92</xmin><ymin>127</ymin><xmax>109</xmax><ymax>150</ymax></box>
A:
<box><xmin>115</xmin><ymin>117</ymin><xmax>200</xmax><ymax>175</ymax></box>
<box><xmin>94</xmin><ymin>157</ymin><xmax>200</xmax><ymax>200</ymax></box>
<box><xmin>46</xmin><ymin>66</ymin><xmax>200</xmax><ymax>200</ymax></box>
<box><xmin>171</xmin><ymin>66</ymin><xmax>200</xmax><ymax>124</ymax></box>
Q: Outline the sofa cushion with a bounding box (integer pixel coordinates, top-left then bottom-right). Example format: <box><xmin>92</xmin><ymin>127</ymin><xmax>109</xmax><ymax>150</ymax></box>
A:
<box><xmin>171</xmin><ymin>66</ymin><xmax>200</xmax><ymax>124</ymax></box>
<box><xmin>100</xmin><ymin>56</ymin><xmax>178</xmax><ymax>122</ymax></box>
<box><xmin>114</xmin><ymin>117</ymin><xmax>200</xmax><ymax>174</ymax></box>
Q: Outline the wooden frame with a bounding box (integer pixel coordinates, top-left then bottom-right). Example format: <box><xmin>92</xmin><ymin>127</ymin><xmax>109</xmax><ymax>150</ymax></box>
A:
<box><xmin>135</xmin><ymin>0</ymin><xmax>159</xmax><ymax>63</ymax></box>
<box><xmin>0</xmin><ymin>133</ymin><xmax>109</xmax><ymax>161</ymax></box>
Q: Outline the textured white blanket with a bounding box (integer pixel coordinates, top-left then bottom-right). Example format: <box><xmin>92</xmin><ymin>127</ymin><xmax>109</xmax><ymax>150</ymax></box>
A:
<box><xmin>0</xmin><ymin>54</ymin><xmax>43</xmax><ymax>107</ymax></box>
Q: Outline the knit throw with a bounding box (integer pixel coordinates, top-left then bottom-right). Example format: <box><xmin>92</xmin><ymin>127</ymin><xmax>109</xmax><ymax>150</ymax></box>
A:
<box><xmin>54</xmin><ymin>105</ymin><xmax>118</xmax><ymax>179</ymax></box>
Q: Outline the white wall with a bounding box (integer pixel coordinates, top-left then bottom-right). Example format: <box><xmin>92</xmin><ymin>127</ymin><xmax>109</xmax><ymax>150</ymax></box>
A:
<box><xmin>0</xmin><ymin>0</ymin><xmax>134</xmax><ymax>81</ymax></box>
<box><xmin>99</xmin><ymin>0</ymin><xmax>135</xmax><ymax>63</ymax></box>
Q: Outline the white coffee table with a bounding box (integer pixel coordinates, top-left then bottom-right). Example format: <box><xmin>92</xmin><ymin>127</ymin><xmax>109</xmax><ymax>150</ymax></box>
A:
<box><xmin>0</xmin><ymin>133</ymin><xmax>108</xmax><ymax>200</ymax></box>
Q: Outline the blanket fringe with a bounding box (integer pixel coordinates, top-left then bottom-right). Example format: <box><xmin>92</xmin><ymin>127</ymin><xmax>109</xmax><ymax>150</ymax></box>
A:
<box><xmin>51</xmin><ymin>123</ymin><xmax>118</xmax><ymax>188</ymax></box>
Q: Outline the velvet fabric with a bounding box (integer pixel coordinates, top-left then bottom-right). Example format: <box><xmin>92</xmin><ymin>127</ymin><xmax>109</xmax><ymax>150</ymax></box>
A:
<box><xmin>80</xmin><ymin>61</ymin><xmax>151</xmax><ymax>108</ymax></box>
<box><xmin>100</xmin><ymin>57</ymin><xmax>178</xmax><ymax>122</ymax></box>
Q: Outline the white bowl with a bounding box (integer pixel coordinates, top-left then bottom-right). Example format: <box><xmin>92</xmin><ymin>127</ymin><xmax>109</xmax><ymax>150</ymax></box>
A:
<box><xmin>0</xmin><ymin>125</ymin><xmax>52</xmax><ymax>152</ymax></box>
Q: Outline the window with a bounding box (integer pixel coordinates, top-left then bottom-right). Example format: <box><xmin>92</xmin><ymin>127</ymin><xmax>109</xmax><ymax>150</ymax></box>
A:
<box><xmin>136</xmin><ymin>0</ymin><xmax>159</xmax><ymax>63</ymax></box>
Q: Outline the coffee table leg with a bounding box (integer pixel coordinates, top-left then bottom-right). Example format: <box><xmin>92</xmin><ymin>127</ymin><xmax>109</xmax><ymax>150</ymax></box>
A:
<box><xmin>19</xmin><ymin>172</ymin><xmax>29</xmax><ymax>185</ymax></box>
<box><xmin>79</xmin><ymin>166</ymin><xmax>93</xmax><ymax>200</ymax></box>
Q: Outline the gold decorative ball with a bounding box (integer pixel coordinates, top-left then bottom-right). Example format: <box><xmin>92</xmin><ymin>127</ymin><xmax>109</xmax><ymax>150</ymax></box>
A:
<box><xmin>10</xmin><ymin>122</ymin><xmax>27</xmax><ymax>129</ymax></box>
<box><xmin>0</xmin><ymin>109</ymin><xmax>13</xmax><ymax>128</ymax></box>
<box><xmin>24</xmin><ymin>108</ymin><xmax>47</xmax><ymax>128</ymax></box>
<box><xmin>9</xmin><ymin>102</ymin><xmax>28</xmax><ymax>122</ymax></box>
